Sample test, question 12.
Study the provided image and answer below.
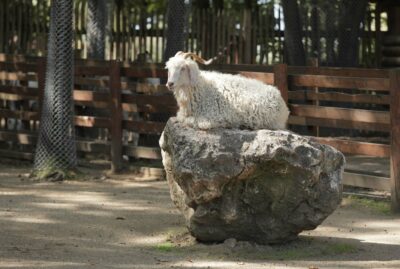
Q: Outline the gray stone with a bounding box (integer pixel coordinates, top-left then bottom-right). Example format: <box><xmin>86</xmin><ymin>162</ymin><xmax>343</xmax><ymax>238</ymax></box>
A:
<box><xmin>160</xmin><ymin>118</ymin><xmax>345</xmax><ymax>244</ymax></box>
<box><xmin>223</xmin><ymin>238</ymin><xmax>237</xmax><ymax>248</ymax></box>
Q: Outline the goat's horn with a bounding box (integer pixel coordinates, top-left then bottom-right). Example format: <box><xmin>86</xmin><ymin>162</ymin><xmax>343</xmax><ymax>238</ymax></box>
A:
<box><xmin>175</xmin><ymin>51</ymin><xmax>184</xmax><ymax>56</ymax></box>
<box><xmin>183</xmin><ymin>53</ymin><xmax>213</xmax><ymax>65</ymax></box>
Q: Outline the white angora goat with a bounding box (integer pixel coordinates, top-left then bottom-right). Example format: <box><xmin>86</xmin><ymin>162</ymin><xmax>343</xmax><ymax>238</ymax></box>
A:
<box><xmin>165</xmin><ymin>52</ymin><xmax>289</xmax><ymax>130</ymax></box>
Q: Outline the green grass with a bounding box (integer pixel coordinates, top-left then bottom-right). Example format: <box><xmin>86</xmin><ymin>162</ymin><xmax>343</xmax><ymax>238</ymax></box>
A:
<box><xmin>324</xmin><ymin>242</ymin><xmax>357</xmax><ymax>255</ymax></box>
<box><xmin>155</xmin><ymin>242</ymin><xmax>174</xmax><ymax>252</ymax></box>
<box><xmin>346</xmin><ymin>195</ymin><xmax>391</xmax><ymax>215</ymax></box>
<box><xmin>266</xmin><ymin>248</ymin><xmax>314</xmax><ymax>260</ymax></box>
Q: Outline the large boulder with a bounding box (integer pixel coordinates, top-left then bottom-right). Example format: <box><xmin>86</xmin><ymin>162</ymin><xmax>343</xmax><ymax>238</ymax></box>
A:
<box><xmin>160</xmin><ymin>118</ymin><xmax>345</xmax><ymax>244</ymax></box>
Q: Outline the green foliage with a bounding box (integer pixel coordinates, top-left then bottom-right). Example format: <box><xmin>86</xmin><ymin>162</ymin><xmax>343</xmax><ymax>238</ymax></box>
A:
<box><xmin>122</xmin><ymin>0</ymin><xmax>166</xmax><ymax>13</ymax></box>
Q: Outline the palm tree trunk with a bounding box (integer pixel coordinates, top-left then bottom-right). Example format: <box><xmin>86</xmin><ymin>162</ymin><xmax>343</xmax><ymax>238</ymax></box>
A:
<box><xmin>34</xmin><ymin>0</ymin><xmax>76</xmax><ymax>179</ymax></box>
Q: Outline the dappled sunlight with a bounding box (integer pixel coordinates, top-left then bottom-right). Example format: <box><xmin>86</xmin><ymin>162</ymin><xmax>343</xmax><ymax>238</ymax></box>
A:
<box><xmin>0</xmin><ymin>259</ymin><xmax>85</xmax><ymax>268</ymax></box>
<box><xmin>2</xmin><ymin>216</ymin><xmax>61</xmax><ymax>224</ymax></box>
<box><xmin>171</xmin><ymin>260</ymin><xmax>286</xmax><ymax>269</ymax></box>
<box><xmin>36</xmin><ymin>191</ymin><xmax>113</xmax><ymax>204</ymax></box>
<box><xmin>28</xmin><ymin>202</ymin><xmax>78</xmax><ymax>210</ymax></box>
<box><xmin>292</xmin><ymin>260</ymin><xmax>400</xmax><ymax>268</ymax></box>
<box><xmin>117</xmin><ymin>234</ymin><xmax>167</xmax><ymax>246</ymax></box>
<box><xmin>357</xmin><ymin>235</ymin><xmax>400</xmax><ymax>245</ymax></box>
<box><xmin>71</xmin><ymin>209</ymin><xmax>114</xmax><ymax>217</ymax></box>
<box><xmin>0</xmin><ymin>210</ymin><xmax>61</xmax><ymax>224</ymax></box>
<box><xmin>359</xmin><ymin>220</ymin><xmax>400</xmax><ymax>229</ymax></box>
<box><xmin>106</xmin><ymin>179</ymin><xmax>167</xmax><ymax>189</ymax></box>
<box><xmin>306</xmin><ymin>225</ymin><xmax>400</xmax><ymax>245</ymax></box>
<box><xmin>308</xmin><ymin>207</ymin><xmax>400</xmax><ymax>244</ymax></box>
<box><xmin>0</xmin><ymin>189</ymin><xmax>43</xmax><ymax>196</ymax></box>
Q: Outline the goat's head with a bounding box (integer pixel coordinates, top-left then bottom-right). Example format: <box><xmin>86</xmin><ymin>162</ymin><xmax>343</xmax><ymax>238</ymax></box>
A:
<box><xmin>165</xmin><ymin>52</ymin><xmax>212</xmax><ymax>91</ymax></box>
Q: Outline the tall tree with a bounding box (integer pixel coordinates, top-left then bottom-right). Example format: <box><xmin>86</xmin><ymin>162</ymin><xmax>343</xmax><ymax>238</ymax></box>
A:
<box><xmin>281</xmin><ymin>0</ymin><xmax>306</xmax><ymax>66</ymax></box>
<box><xmin>322</xmin><ymin>1</ymin><xmax>338</xmax><ymax>66</ymax></box>
<box><xmin>164</xmin><ymin>0</ymin><xmax>186</xmax><ymax>61</ymax></box>
<box><xmin>87</xmin><ymin>0</ymin><xmax>107</xmax><ymax>60</ymax></box>
<box><xmin>34</xmin><ymin>0</ymin><xmax>76</xmax><ymax>179</ymax></box>
<box><xmin>337</xmin><ymin>0</ymin><xmax>368</xmax><ymax>67</ymax></box>
<box><xmin>193</xmin><ymin>0</ymin><xmax>210</xmax><ymax>10</ymax></box>
<box><xmin>84</xmin><ymin>0</ymin><xmax>108</xmax><ymax>140</ymax></box>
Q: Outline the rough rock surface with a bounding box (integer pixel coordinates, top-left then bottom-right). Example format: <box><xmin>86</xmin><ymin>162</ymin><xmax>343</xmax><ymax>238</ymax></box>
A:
<box><xmin>160</xmin><ymin>118</ymin><xmax>345</xmax><ymax>244</ymax></box>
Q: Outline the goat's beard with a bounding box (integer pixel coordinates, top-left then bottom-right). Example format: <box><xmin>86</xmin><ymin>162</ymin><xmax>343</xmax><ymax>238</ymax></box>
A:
<box><xmin>174</xmin><ymin>86</ymin><xmax>194</xmax><ymax>118</ymax></box>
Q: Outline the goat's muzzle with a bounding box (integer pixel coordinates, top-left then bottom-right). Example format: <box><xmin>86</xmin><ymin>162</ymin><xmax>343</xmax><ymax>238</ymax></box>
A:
<box><xmin>166</xmin><ymin>82</ymin><xmax>174</xmax><ymax>90</ymax></box>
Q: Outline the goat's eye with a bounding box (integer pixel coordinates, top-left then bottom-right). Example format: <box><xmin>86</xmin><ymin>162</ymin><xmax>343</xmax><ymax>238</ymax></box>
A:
<box><xmin>180</xmin><ymin>67</ymin><xmax>186</xmax><ymax>73</ymax></box>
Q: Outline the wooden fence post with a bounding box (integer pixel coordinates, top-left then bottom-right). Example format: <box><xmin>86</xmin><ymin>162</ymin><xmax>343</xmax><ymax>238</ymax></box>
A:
<box><xmin>390</xmin><ymin>69</ymin><xmax>400</xmax><ymax>212</ymax></box>
<box><xmin>33</xmin><ymin>57</ymin><xmax>47</xmax><ymax>131</ymax></box>
<box><xmin>110</xmin><ymin>60</ymin><xmax>122</xmax><ymax>173</ymax></box>
<box><xmin>273</xmin><ymin>63</ymin><xmax>288</xmax><ymax>105</ymax></box>
<box><xmin>308</xmin><ymin>58</ymin><xmax>319</xmax><ymax>137</ymax></box>
<box><xmin>36</xmin><ymin>57</ymin><xmax>46</xmax><ymax>120</ymax></box>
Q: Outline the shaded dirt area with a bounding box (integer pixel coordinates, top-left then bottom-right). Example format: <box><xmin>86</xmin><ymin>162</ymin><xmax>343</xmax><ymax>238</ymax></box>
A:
<box><xmin>0</xmin><ymin>161</ymin><xmax>400</xmax><ymax>269</ymax></box>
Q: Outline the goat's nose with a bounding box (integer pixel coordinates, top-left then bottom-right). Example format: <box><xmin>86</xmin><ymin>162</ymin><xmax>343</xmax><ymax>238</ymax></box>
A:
<box><xmin>167</xmin><ymin>82</ymin><xmax>174</xmax><ymax>89</ymax></box>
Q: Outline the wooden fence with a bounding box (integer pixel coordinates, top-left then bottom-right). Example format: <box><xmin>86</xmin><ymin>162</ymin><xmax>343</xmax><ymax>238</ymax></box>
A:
<box><xmin>0</xmin><ymin>53</ymin><xmax>399</xmax><ymax>210</ymax></box>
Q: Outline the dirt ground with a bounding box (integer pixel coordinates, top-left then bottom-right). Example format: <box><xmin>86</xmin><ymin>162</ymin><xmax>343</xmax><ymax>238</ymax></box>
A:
<box><xmin>0</xmin><ymin>161</ymin><xmax>400</xmax><ymax>269</ymax></box>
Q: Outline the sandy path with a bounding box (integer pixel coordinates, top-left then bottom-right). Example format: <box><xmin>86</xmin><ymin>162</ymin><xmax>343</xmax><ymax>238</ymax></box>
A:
<box><xmin>0</xmin><ymin>162</ymin><xmax>399</xmax><ymax>269</ymax></box>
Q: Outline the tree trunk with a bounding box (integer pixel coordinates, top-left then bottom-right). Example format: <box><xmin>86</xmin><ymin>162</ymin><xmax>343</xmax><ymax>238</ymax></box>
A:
<box><xmin>213</xmin><ymin>0</ymin><xmax>223</xmax><ymax>10</ymax></box>
<box><xmin>337</xmin><ymin>0</ymin><xmax>368</xmax><ymax>67</ymax></box>
<box><xmin>310</xmin><ymin>0</ymin><xmax>319</xmax><ymax>59</ymax></box>
<box><xmin>82</xmin><ymin>0</ymin><xmax>109</xmax><ymax>141</ymax></box>
<box><xmin>322</xmin><ymin>2</ymin><xmax>337</xmax><ymax>66</ymax></box>
<box><xmin>87</xmin><ymin>0</ymin><xmax>107</xmax><ymax>60</ymax></box>
<box><xmin>193</xmin><ymin>0</ymin><xmax>209</xmax><ymax>10</ymax></box>
<box><xmin>281</xmin><ymin>0</ymin><xmax>306</xmax><ymax>66</ymax></box>
<box><xmin>34</xmin><ymin>0</ymin><xmax>76</xmax><ymax>179</ymax></box>
<box><xmin>164</xmin><ymin>0</ymin><xmax>186</xmax><ymax>61</ymax></box>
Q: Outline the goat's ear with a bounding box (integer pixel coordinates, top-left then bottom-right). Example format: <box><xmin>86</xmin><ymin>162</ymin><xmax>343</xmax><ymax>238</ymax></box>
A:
<box><xmin>186</xmin><ymin>62</ymin><xmax>199</xmax><ymax>86</ymax></box>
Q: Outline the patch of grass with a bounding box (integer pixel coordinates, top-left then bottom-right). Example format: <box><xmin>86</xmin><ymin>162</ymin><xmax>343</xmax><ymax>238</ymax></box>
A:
<box><xmin>346</xmin><ymin>195</ymin><xmax>391</xmax><ymax>215</ymax></box>
<box><xmin>245</xmin><ymin>241</ymin><xmax>358</xmax><ymax>261</ymax></box>
<box><xmin>155</xmin><ymin>242</ymin><xmax>174</xmax><ymax>252</ymax></box>
<box><xmin>267</xmin><ymin>248</ymin><xmax>315</xmax><ymax>260</ymax></box>
<box><xmin>324</xmin><ymin>242</ymin><xmax>357</xmax><ymax>255</ymax></box>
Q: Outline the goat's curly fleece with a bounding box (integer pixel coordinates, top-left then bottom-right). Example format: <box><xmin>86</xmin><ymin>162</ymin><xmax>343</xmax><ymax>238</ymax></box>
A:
<box><xmin>166</xmin><ymin>56</ymin><xmax>290</xmax><ymax>130</ymax></box>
